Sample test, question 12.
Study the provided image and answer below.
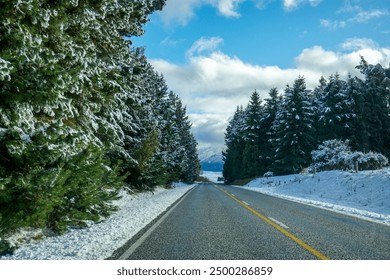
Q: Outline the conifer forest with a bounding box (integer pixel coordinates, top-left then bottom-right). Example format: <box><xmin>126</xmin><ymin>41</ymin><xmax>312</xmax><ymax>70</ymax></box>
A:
<box><xmin>223</xmin><ymin>60</ymin><xmax>390</xmax><ymax>183</ymax></box>
<box><xmin>0</xmin><ymin>0</ymin><xmax>200</xmax><ymax>239</ymax></box>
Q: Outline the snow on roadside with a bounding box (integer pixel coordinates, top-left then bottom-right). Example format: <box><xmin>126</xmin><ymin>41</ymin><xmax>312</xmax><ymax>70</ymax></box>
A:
<box><xmin>238</xmin><ymin>168</ymin><xmax>390</xmax><ymax>225</ymax></box>
<box><xmin>1</xmin><ymin>184</ymin><xmax>194</xmax><ymax>260</ymax></box>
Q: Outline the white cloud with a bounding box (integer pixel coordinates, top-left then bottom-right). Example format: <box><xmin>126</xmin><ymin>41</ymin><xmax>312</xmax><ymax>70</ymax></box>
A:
<box><xmin>341</xmin><ymin>38</ymin><xmax>379</xmax><ymax>51</ymax></box>
<box><xmin>215</xmin><ymin>0</ymin><xmax>245</xmax><ymax>17</ymax></box>
<box><xmin>158</xmin><ymin>0</ymin><xmax>200</xmax><ymax>26</ymax></box>
<box><xmin>253</xmin><ymin>0</ymin><xmax>275</xmax><ymax>9</ymax></box>
<box><xmin>320</xmin><ymin>19</ymin><xmax>347</xmax><ymax>30</ymax></box>
<box><xmin>159</xmin><ymin>0</ymin><xmax>322</xmax><ymax>25</ymax></box>
<box><xmin>150</xmin><ymin>37</ymin><xmax>390</xmax><ymax>147</ymax></box>
<box><xmin>160</xmin><ymin>36</ymin><xmax>184</xmax><ymax>47</ymax></box>
<box><xmin>337</xmin><ymin>1</ymin><xmax>361</xmax><ymax>14</ymax></box>
<box><xmin>353</xmin><ymin>10</ymin><xmax>389</xmax><ymax>23</ymax></box>
<box><xmin>282</xmin><ymin>0</ymin><xmax>321</xmax><ymax>10</ymax></box>
<box><xmin>190</xmin><ymin>113</ymin><xmax>230</xmax><ymax>147</ymax></box>
<box><xmin>308</xmin><ymin>0</ymin><xmax>322</xmax><ymax>7</ymax></box>
<box><xmin>322</xmin><ymin>6</ymin><xmax>389</xmax><ymax>30</ymax></box>
<box><xmin>283</xmin><ymin>0</ymin><xmax>302</xmax><ymax>10</ymax></box>
<box><xmin>296</xmin><ymin>41</ymin><xmax>390</xmax><ymax>77</ymax></box>
<box><xmin>187</xmin><ymin>37</ymin><xmax>224</xmax><ymax>57</ymax></box>
<box><xmin>159</xmin><ymin>0</ymin><xmax>244</xmax><ymax>25</ymax></box>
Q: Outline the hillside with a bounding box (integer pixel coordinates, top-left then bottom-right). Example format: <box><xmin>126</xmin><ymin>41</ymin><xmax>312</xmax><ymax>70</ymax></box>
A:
<box><xmin>198</xmin><ymin>147</ymin><xmax>224</xmax><ymax>172</ymax></box>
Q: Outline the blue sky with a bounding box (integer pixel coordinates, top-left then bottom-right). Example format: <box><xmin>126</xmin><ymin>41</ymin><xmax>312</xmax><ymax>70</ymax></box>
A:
<box><xmin>133</xmin><ymin>0</ymin><xmax>390</xmax><ymax>149</ymax></box>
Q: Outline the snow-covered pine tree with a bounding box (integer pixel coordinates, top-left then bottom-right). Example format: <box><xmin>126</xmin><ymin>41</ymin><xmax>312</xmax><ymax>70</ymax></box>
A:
<box><xmin>311</xmin><ymin>76</ymin><xmax>327</xmax><ymax>142</ymax></box>
<box><xmin>156</xmin><ymin>92</ymin><xmax>182</xmax><ymax>183</ymax></box>
<box><xmin>223</xmin><ymin>106</ymin><xmax>246</xmax><ymax>183</ymax></box>
<box><xmin>108</xmin><ymin>52</ymin><xmax>163</xmax><ymax>191</ymax></box>
<box><xmin>261</xmin><ymin>88</ymin><xmax>282</xmax><ymax>173</ymax></box>
<box><xmin>356</xmin><ymin>57</ymin><xmax>390</xmax><ymax>158</ymax></box>
<box><xmin>0</xmin><ymin>0</ymin><xmax>167</xmax><ymax>237</ymax></box>
<box><xmin>150</xmin><ymin>91</ymin><xmax>200</xmax><ymax>185</ymax></box>
<box><xmin>271</xmin><ymin>76</ymin><xmax>316</xmax><ymax>175</ymax></box>
<box><xmin>172</xmin><ymin>94</ymin><xmax>200</xmax><ymax>183</ymax></box>
<box><xmin>342</xmin><ymin>74</ymin><xmax>365</xmax><ymax>151</ymax></box>
<box><xmin>180</xmin><ymin>133</ymin><xmax>201</xmax><ymax>184</ymax></box>
<box><xmin>317</xmin><ymin>73</ymin><xmax>355</xmax><ymax>141</ymax></box>
<box><xmin>241</xmin><ymin>91</ymin><xmax>265</xmax><ymax>178</ymax></box>
<box><xmin>130</xmin><ymin>61</ymin><xmax>171</xmax><ymax>189</ymax></box>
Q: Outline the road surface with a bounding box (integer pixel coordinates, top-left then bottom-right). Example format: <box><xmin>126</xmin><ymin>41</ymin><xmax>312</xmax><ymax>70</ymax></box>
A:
<box><xmin>118</xmin><ymin>183</ymin><xmax>390</xmax><ymax>260</ymax></box>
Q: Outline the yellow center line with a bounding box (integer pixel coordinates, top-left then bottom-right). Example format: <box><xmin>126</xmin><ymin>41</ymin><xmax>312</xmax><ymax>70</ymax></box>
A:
<box><xmin>214</xmin><ymin>185</ymin><xmax>330</xmax><ymax>260</ymax></box>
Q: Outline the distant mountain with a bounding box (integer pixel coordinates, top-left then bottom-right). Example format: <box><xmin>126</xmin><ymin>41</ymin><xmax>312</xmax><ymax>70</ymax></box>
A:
<box><xmin>198</xmin><ymin>147</ymin><xmax>224</xmax><ymax>172</ymax></box>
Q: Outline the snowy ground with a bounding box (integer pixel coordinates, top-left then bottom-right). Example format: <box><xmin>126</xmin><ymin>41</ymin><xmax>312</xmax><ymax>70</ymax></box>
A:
<box><xmin>203</xmin><ymin>169</ymin><xmax>390</xmax><ymax>225</ymax></box>
<box><xmin>1</xmin><ymin>184</ymin><xmax>194</xmax><ymax>260</ymax></box>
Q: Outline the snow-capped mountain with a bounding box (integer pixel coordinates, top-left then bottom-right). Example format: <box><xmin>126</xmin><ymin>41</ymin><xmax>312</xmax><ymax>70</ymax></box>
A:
<box><xmin>198</xmin><ymin>146</ymin><xmax>224</xmax><ymax>172</ymax></box>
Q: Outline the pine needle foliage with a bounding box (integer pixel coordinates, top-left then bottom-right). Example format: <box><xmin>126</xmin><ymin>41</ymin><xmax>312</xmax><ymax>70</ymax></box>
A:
<box><xmin>0</xmin><ymin>0</ymin><xmax>199</xmax><ymax>248</ymax></box>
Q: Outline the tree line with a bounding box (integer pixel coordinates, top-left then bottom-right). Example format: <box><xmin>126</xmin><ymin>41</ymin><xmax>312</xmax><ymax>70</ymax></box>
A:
<box><xmin>0</xmin><ymin>0</ymin><xmax>199</xmax><ymax>245</ymax></box>
<box><xmin>223</xmin><ymin>58</ymin><xmax>390</xmax><ymax>183</ymax></box>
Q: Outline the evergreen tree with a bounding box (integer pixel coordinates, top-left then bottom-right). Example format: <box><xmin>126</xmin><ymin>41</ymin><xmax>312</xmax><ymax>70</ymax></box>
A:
<box><xmin>174</xmin><ymin>97</ymin><xmax>200</xmax><ymax>183</ymax></box>
<box><xmin>223</xmin><ymin>106</ymin><xmax>245</xmax><ymax>183</ymax></box>
<box><xmin>317</xmin><ymin>73</ymin><xmax>354</xmax><ymax>140</ymax></box>
<box><xmin>311</xmin><ymin>76</ymin><xmax>328</xmax><ymax>141</ymax></box>
<box><xmin>271</xmin><ymin>76</ymin><xmax>316</xmax><ymax>175</ymax></box>
<box><xmin>181</xmin><ymin>134</ymin><xmax>201</xmax><ymax>183</ymax></box>
<box><xmin>0</xmin><ymin>0</ymin><xmax>172</xmax><ymax>239</ymax></box>
<box><xmin>152</xmin><ymin>92</ymin><xmax>200</xmax><ymax>185</ymax></box>
<box><xmin>222</xmin><ymin>60</ymin><xmax>390</xmax><ymax>178</ymax></box>
<box><xmin>343</xmin><ymin>74</ymin><xmax>366</xmax><ymax>151</ymax></box>
<box><xmin>241</xmin><ymin>91</ymin><xmax>265</xmax><ymax>178</ymax></box>
<box><xmin>356</xmin><ymin>58</ymin><xmax>390</xmax><ymax>157</ymax></box>
<box><xmin>261</xmin><ymin>88</ymin><xmax>282</xmax><ymax>172</ymax></box>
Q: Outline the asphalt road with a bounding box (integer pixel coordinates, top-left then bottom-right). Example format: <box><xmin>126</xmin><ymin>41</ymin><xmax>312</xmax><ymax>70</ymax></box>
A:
<box><xmin>121</xmin><ymin>183</ymin><xmax>390</xmax><ymax>260</ymax></box>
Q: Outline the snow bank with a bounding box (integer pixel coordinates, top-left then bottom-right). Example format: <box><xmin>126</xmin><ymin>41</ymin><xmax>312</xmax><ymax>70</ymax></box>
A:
<box><xmin>1</xmin><ymin>185</ymin><xmax>194</xmax><ymax>260</ymax></box>
<box><xmin>240</xmin><ymin>168</ymin><xmax>390</xmax><ymax>225</ymax></box>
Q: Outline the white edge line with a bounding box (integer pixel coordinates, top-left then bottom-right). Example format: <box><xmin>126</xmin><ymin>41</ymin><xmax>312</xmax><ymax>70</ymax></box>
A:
<box><xmin>118</xmin><ymin>187</ymin><xmax>195</xmax><ymax>260</ymax></box>
<box><xmin>228</xmin><ymin>185</ymin><xmax>390</xmax><ymax>227</ymax></box>
<box><xmin>268</xmin><ymin>217</ymin><xmax>289</xmax><ymax>229</ymax></box>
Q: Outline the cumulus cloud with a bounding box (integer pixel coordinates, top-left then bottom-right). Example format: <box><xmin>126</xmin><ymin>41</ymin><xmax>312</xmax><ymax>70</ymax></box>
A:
<box><xmin>190</xmin><ymin>113</ymin><xmax>229</xmax><ymax>147</ymax></box>
<box><xmin>151</xmin><ymin>38</ymin><xmax>390</xmax><ymax>147</ymax></box>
